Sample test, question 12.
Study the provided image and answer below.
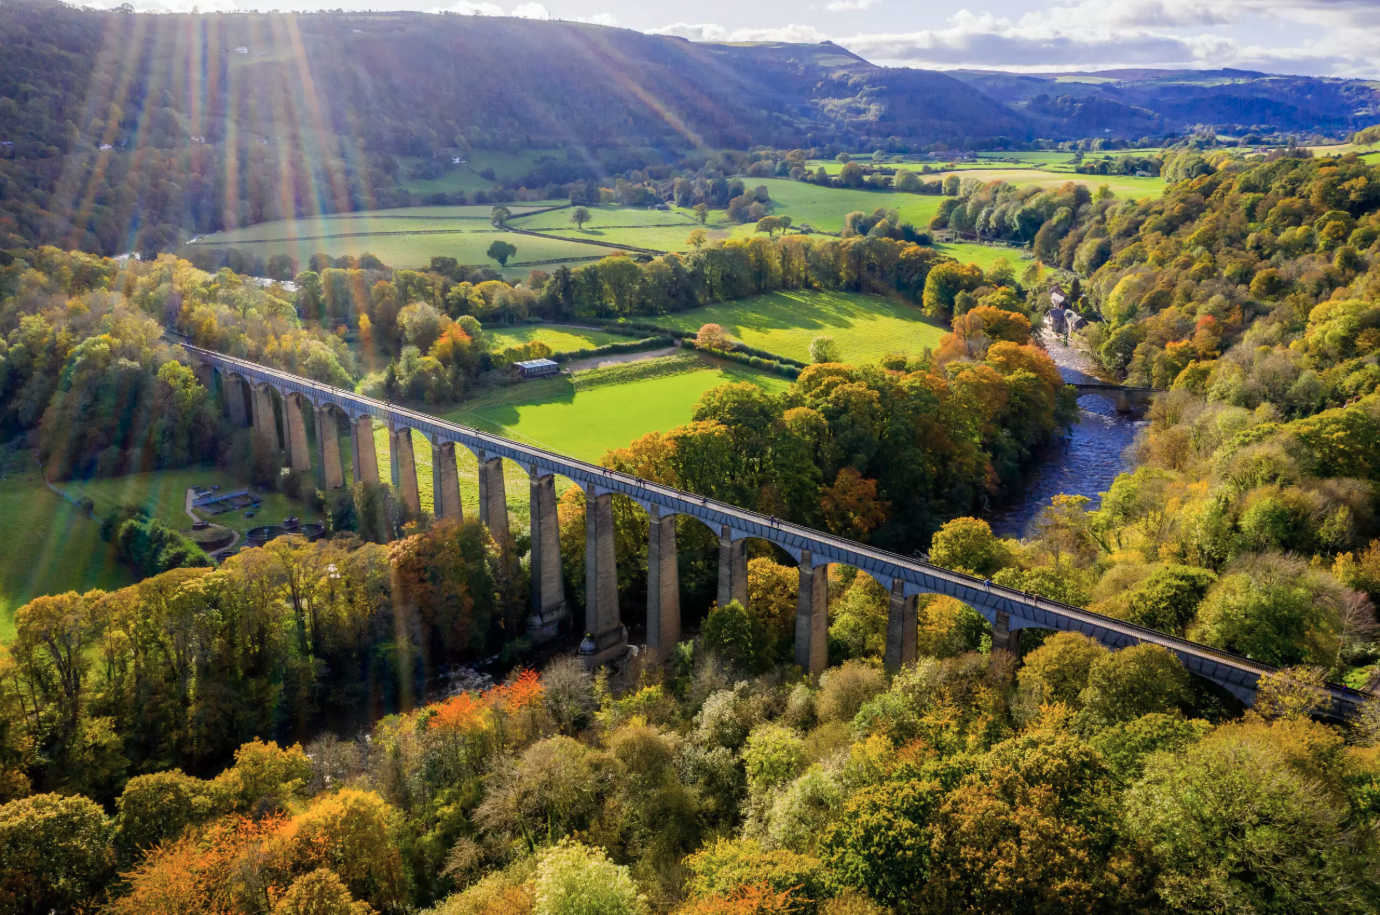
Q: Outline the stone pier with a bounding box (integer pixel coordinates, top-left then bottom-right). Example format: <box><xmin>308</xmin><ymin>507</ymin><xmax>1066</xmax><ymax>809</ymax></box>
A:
<box><xmin>884</xmin><ymin>578</ymin><xmax>919</xmax><ymax>672</ymax></box>
<box><xmin>314</xmin><ymin>407</ymin><xmax>345</xmax><ymax>490</ymax></box>
<box><xmin>795</xmin><ymin>549</ymin><xmax>828</xmax><ymax>676</ymax></box>
<box><xmin>581</xmin><ymin>490</ymin><xmax>626</xmax><ymax>666</ymax></box>
<box><xmin>225</xmin><ymin>376</ymin><xmax>248</xmax><ymax>427</ymax></box>
<box><xmin>283</xmin><ymin>396</ymin><xmax>312</xmax><ymax>473</ymax></box>
<box><xmin>477</xmin><ymin>454</ymin><xmax>510</xmax><ymax>546</ymax></box>
<box><xmin>647</xmin><ymin>504</ymin><xmax>680</xmax><ymax>662</ymax></box>
<box><xmin>527</xmin><ymin>470</ymin><xmax>568</xmax><ymax>642</ymax></box>
<box><xmin>717</xmin><ymin>527</ymin><xmax>748</xmax><ymax>610</ymax></box>
<box><xmin>389</xmin><ymin>424</ymin><xmax>420</xmax><ymax>515</ymax></box>
<box><xmin>251</xmin><ymin>385</ymin><xmax>279</xmax><ymax>452</ymax></box>
<box><xmin>993</xmin><ymin>610</ymin><xmax>1022</xmax><ymax>659</ymax></box>
<box><xmin>432</xmin><ymin>442</ymin><xmax>463</xmax><ymax>521</ymax></box>
<box><xmin>351</xmin><ymin>415</ymin><xmax>380</xmax><ymax>485</ymax></box>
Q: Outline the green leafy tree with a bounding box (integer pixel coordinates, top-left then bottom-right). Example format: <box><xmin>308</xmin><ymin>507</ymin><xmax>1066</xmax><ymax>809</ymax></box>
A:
<box><xmin>820</xmin><ymin>779</ymin><xmax>941</xmax><ymax>909</ymax></box>
<box><xmin>569</xmin><ymin>206</ymin><xmax>592</xmax><ymax>230</ymax></box>
<box><xmin>1076</xmin><ymin>644</ymin><xmax>1192</xmax><ymax>732</ymax></box>
<box><xmin>1123</xmin><ymin>725</ymin><xmax>1380</xmax><ymax>913</ymax></box>
<box><xmin>486</xmin><ymin>240</ymin><xmax>517</xmax><ymax>267</ymax></box>
<box><xmin>928</xmin><ymin>517</ymin><xmax>1014</xmax><ymax>577</ymax></box>
<box><xmin>702</xmin><ymin>600</ymin><xmax>774</xmax><ymax>673</ymax></box>
<box><xmin>693</xmin><ymin>203</ymin><xmax>710</xmax><ymax>224</ymax></box>
<box><xmin>742</xmin><ymin>724</ymin><xmax>806</xmax><ymax>793</ymax></box>
<box><xmin>0</xmin><ymin>793</ymin><xmax>115</xmax><ymax>915</ymax></box>
<box><xmin>490</xmin><ymin>205</ymin><xmax>512</xmax><ymax>226</ymax></box>
<box><xmin>809</xmin><ymin>335</ymin><xmax>842</xmax><ymax>364</ymax></box>
<box><xmin>534</xmin><ymin>839</ymin><xmax>645</xmax><ymax>915</ymax></box>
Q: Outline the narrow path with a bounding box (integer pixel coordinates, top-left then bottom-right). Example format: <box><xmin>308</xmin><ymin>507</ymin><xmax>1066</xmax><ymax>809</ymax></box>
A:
<box><xmin>563</xmin><ymin>345</ymin><xmax>680</xmax><ymax>372</ymax></box>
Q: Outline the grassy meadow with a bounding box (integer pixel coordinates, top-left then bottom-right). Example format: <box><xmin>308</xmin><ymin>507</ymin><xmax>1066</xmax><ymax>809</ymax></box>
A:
<box><xmin>647</xmin><ymin>290</ymin><xmax>947</xmax><ymax>364</ymax></box>
<box><xmin>443</xmin><ymin>354</ymin><xmax>792</xmax><ymax>463</ymax></box>
<box><xmin>933</xmin><ymin>241</ymin><xmax>1028</xmax><ymax>272</ymax></box>
<box><xmin>483</xmin><ymin>324</ymin><xmax>627</xmax><ymax>353</ymax></box>
<box><xmin>189</xmin><ymin>203</ymin><xmax>614</xmax><ymax>274</ymax></box>
<box><xmin>0</xmin><ymin>460</ymin><xmax>134</xmax><ymax>643</ymax></box>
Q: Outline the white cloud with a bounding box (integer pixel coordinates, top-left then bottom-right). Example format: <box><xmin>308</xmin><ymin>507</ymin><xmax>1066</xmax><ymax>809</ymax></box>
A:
<box><xmin>649</xmin><ymin>22</ymin><xmax>829</xmax><ymax>43</ymax></box>
<box><xmin>826</xmin><ymin>0</ymin><xmax>880</xmax><ymax>11</ymax></box>
<box><xmin>511</xmin><ymin>2</ymin><xmax>550</xmax><ymax>18</ymax></box>
<box><xmin>575</xmin><ymin>12</ymin><xmax>618</xmax><ymax>25</ymax></box>
<box><xmin>431</xmin><ymin>0</ymin><xmax>504</xmax><ymax>14</ymax></box>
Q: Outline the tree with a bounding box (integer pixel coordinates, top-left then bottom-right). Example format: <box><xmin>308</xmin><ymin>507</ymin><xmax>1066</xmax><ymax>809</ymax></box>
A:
<box><xmin>696</xmin><ymin>323</ymin><xmax>730</xmax><ymax>351</ymax></box>
<box><xmin>821</xmin><ymin>779</ymin><xmax>941</xmax><ymax>909</ymax></box>
<box><xmin>754</xmin><ymin>216</ymin><xmax>784</xmax><ymax>238</ymax></box>
<box><xmin>702</xmin><ymin>600</ymin><xmax>774</xmax><ymax>673</ymax></box>
<box><xmin>928</xmin><ymin>517</ymin><xmax>1014</xmax><ymax>577</ymax></box>
<box><xmin>693</xmin><ymin>203</ymin><xmax>710</xmax><ymax>224</ymax></box>
<box><xmin>570</xmin><ymin>207</ymin><xmax>592</xmax><ymax>230</ymax></box>
<box><xmin>742</xmin><ymin>724</ymin><xmax>806</xmax><ymax>793</ymax></box>
<box><xmin>272</xmin><ymin>869</ymin><xmax>376</xmax><ymax>915</ymax></box>
<box><xmin>1017</xmin><ymin>632</ymin><xmax>1108</xmax><ymax>707</ymax></box>
<box><xmin>1193</xmin><ymin>555</ymin><xmax>1355</xmax><ymax>667</ymax></box>
<box><xmin>490</xmin><ymin>205</ymin><xmax>512</xmax><ymax>226</ymax></box>
<box><xmin>1123</xmin><ymin>724</ymin><xmax>1380</xmax><ymax>913</ymax></box>
<box><xmin>820</xmin><ymin>468</ymin><xmax>888</xmax><ymax>540</ymax></box>
<box><xmin>487</xmin><ymin>240</ymin><xmax>517</xmax><ymax>267</ymax></box>
<box><xmin>1076</xmin><ymin>644</ymin><xmax>1191</xmax><ymax>731</ymax></box>
<box><xmin>809</xmin><ymin>335</ymin><xmax>842</xmax><ymax>364</ymax></box>
<box><xmin>687</xmin><ymin>228</ymin><xmax>708</xmax><ymax>249</ymax></box>
<box><xmin>534</xmin><ymin>839</ymin><xmax>645</xmax><ymax>915</ymax></box>
<box><xmin>115</xmin><ymin>769</ymin><xmax>236</xmax><ymax>858</ymax></box>
<box><xmin>0</xmin><ymin>792</ymin><xmax>115</xmax><ymax>915</ymax></box>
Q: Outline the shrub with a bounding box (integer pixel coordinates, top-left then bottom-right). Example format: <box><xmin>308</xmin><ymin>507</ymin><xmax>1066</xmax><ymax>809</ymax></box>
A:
<box><xmin>816</xmin><ymin>660</ymin><xmax>887</xmax><ymax>725</ymax></box>
<box><xmin>533</xmin><ymin>839</ymin><xmax>645</xmax><ymax>915</ymax></box>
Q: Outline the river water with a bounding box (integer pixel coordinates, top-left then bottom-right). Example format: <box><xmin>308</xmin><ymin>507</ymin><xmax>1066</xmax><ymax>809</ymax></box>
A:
<box><xmin>986</xmin><ymin>326</ymin><xmax>1145</xmax><ymax>538</ymax></box>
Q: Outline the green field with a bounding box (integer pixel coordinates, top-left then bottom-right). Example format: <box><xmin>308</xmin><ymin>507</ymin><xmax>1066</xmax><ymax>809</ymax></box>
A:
<box><xmin>647</xmin><ymin>289</ymin><xmax>947</xmax><ymax>364</ymax></box>
<box><xmin>750</xmin><ymin>178</ymin><xmax>948</xmax><ymax>233</ymax></box>
<box><xmin>484</xmin><ymin>324</ymin><xmax>627</xmax><ymax>353</ymax></box>
<box><xmin>0</xmin><ymin>462</ymin><xmax>135</xmax><ymax>643</ymax></box>
<box><xmin>515</xmin><ymin>204</ymin><xmax>727</xmax><ymax>253</ymax></box>
<box><xmin>58</xmin><ymin>466</ymin><xmax>323</xmax><ymax>538</ymax></box>
<box><xmin>189</xmin><ymin>203</ymin><xmax>614</xmax><ymax>274</ymax></box>
<box><xmin>401</xmin><ymin>149</ymin><xmax>564</xmax><ymax>195</ymax></box>
<box><xmin>444</xmin><ymin>355</ymin><xmax>792</xmax><ymax>463</ymax></box>
<box><xmin>934</xmin><ymin>242</ymin><xmax>1027</xmax><ymax>272</ymax></box>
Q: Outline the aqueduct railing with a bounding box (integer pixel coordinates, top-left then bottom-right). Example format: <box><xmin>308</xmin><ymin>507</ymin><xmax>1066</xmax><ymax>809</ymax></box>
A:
<box><xmin>180</xmin><ymin>341</ymin><xmax>1371</xmax><ymax>717</ymax></box>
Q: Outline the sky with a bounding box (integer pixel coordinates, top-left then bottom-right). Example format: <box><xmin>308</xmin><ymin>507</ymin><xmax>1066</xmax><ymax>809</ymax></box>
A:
<box><xmin>79</xmin><ymin>0</ymin><xmax>1380</xmax><ymax>78</ymax></box>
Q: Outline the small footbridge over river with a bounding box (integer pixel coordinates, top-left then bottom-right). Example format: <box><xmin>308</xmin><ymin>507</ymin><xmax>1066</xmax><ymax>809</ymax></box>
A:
<box><xmin>178</xmin><ymin>341</ymin><xmax>1371</xmax><ymax>720</ymax></box>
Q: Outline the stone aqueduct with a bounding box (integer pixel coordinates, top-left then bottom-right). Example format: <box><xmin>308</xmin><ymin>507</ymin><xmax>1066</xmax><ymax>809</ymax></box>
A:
<box><xmin>182</xmin><ymin>342</ymin><xmax>1370</xmax><ymax>717</ymax></box>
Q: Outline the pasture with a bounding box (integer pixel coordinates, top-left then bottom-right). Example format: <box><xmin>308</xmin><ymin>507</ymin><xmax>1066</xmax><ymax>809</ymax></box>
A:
<box><xmin>443</xmin><ymin>355</ymin><xmax>792</xmax><ymax>464</ymax></box>
<box><xmin>0</xmin><ymin>461</ymin><xmax>134</xmax><ymax>643</ymax></box>
<box><xmin>483</xmin><ymin>324</ymin><xmax>627</xmax><ymax>353</ymax></box>
<box><xmin>751</xmin><ymin>179</ymin><xmax>949</xmax><ymax>233</ymax></box>
<box><xmin>934</xmin><ymin>241</ymin><xmax>1027</xmax><ymax>272</ymax></box>
<box><xmin>189</xmin><ymin>203</ymin><xmax>616</xmax><ymax>274</ymax></box>
<box><xmin>647</xmin><ymin>289</ymin><xmax>947</xmax><ymax>364</ymax></box>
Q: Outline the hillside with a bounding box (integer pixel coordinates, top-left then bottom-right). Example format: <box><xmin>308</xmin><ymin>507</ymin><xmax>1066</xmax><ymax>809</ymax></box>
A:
<box><xmin>951</xmin><ymin>67</ymin><xmax>1380</xmax><ymax>138</ymax></box>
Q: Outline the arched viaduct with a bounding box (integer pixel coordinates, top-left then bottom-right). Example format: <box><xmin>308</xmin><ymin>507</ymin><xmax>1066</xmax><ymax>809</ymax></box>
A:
<box><xmin>184</xmin><ymin>343</ymin><xmax>1371</xmax><ymax>718</ymax></box>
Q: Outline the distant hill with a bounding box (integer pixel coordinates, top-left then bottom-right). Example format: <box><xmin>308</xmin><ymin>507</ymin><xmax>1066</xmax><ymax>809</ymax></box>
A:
<box><xmin>3</xmin><ymin>0</ymin><xmax>1380</xmax><ymax>257</ymax></box>
<box><xmin>949</xmin><ymin>68</ymin><xmax>1380</xmax><ymax>138</ymax></box>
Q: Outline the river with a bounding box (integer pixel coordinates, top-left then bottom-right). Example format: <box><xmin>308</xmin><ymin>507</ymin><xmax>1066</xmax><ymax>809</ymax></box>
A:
<box><xmin>986</xmin><ymin>325</ymin><xmax>1145</xmax><ymax>538</ymax></box>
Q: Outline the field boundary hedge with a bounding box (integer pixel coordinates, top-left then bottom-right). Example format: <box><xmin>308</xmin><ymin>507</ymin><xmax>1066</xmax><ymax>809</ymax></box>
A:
<box><xmin>550</xmin><ymin>335</ymin><xmax>674</xmax><ymax>364</ymax></box>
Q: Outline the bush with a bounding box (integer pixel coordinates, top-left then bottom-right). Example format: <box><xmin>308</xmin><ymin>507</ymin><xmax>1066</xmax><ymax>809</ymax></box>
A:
<box><xmin>534</xmin><ymin>839</ymin><xmax>645</xmax><ymax>915</ymax></box>
<box><xmin>114</xmin><ymin>516</ymin><xmax>211</xmax><ymax>575</ymax></box>
<box><xmin>550</xmin><ymin>336</ymin><xmax>672</xmax><ymax>364</ymax></box>
<box><xmin>702</xmin><ymin>600</ymin><xmax>775</xmax><ymax>673</ymax></box>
